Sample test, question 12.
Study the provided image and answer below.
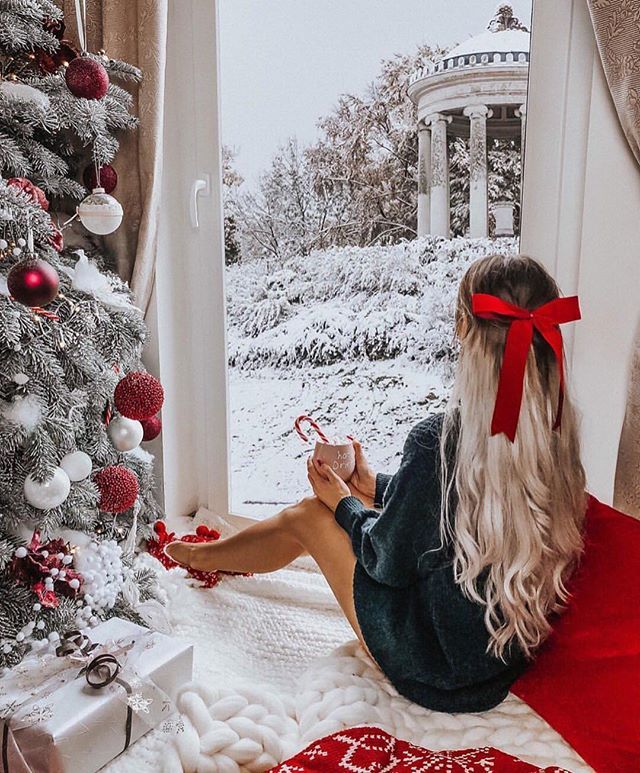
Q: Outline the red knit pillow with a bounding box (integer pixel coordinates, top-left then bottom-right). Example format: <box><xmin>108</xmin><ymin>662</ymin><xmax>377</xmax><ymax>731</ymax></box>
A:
<box><xmin>512</xmin><ymin>494</ymin><xmax>640</xmax><ymax>772</ymax></box>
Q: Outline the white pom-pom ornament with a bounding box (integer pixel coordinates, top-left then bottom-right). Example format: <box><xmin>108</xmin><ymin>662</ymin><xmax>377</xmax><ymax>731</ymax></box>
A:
<box><xmin>60</xmin><ymin>450</ymin><xmax>92</xmax><ymax>481</ymax></box>
<box><xmin>107</xmin><ymin>416</ymin><xmax>143</xmax><ymax>452</ymax></box>
<box><xmin>0</xmin><ymin>81</ymin><xmax>51</xmax><ymax>111</ymax></box>
<box><xmin>73</xmin><ymin>540</ymin><xmax>124</xmax><ymax>614</ymax></box>
<box><xmin>77</xmin><ymin>187</ymin><xmax>123</xmax><ymax>235</ymax></box>
<box><xmin>24</xmin><ymin>467</ymin><xmax>70</xmax><ymax>509</ymax></box>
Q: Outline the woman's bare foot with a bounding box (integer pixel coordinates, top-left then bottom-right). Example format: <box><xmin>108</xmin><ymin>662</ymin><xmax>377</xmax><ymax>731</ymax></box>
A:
<box><xmin>164</xmin><ymin>540</ymin><xmax>220</xmax><ymax>571</ymax></box>
<box><xmin>164</xmin><ymin>541</ymin><xmax>195</xmax><ymax>568</ymax></box>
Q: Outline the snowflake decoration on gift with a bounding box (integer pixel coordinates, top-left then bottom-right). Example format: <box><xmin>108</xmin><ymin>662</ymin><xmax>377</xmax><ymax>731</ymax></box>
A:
<box><xmin>127</xmin><ymin>692</ymin><xmax>152</xmax><ymax>713</ymax></box>
<box><xmin>128</xmin><ymin>676</ymin><xmax>143</xmax><ymax>690</ymax></box>
<box><xmin>161</xmin><ymin>718</ymin><xmax>185</xmax><ymax>734</ymax></box>
<box><xmin>0</xmin><ymin>700</ymin><xmax>19</xmax><ymax>721</ymax></box>
<box><xmin>25</xmin><ymin>702</ymin><xmax>54</xmax><ymax>725</ymax></box>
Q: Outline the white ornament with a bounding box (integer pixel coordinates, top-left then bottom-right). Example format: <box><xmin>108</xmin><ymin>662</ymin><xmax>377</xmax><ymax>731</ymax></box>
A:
<box><xmin>0</xmin><ymin>81</ymin><xmax>50</xmax><ymax>110</ymax></box>
<box><xmin>73</xmin><ymin>540</ymin><xmax>124</xmax><ymax>614</ymax></box>
<box><xmin>77</xmin><ymin>188</ymin><xmax>123</xmax><ymax>235</ymax></box>
<box><xmin>60</xmin><ymin>451</ymin><xmax>92</xmax><ymax>481</ymax></box>
<box><xmin>15</xmin><ymin>547</ymin><xmax>27</xmax><ymax>558</ymax></box>
<box><xmin>24</xmin><ymin>468</ymin><xmax>70</xmax><ymax>510</ymax></box>
<box><xmin>0</xmin><ymin>239</ymin><xmax>8</xmax><ymax>250</ymax></box>
<box><xmin>107</xmin><ymin>416</ymin><xmax>143</xmax><ymax>452</ymax></box>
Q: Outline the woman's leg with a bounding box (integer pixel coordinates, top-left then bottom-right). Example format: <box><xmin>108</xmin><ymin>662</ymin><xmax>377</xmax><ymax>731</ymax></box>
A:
<box><xmin>165</xmin><ymin>496</ymin><xmax>374</xmax><ymax>657</ymax></box>
<box><xmin>164</xmin><ymin>502</ymin><xmax>310</xmax><ymax>573</ymax></box>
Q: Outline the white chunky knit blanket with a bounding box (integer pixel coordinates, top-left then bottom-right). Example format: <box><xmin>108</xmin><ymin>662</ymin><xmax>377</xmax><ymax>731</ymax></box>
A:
<box><xmin>105</xmin><ymin>514</ymin><xmax>592</xmax><ymax>773</ymax></box>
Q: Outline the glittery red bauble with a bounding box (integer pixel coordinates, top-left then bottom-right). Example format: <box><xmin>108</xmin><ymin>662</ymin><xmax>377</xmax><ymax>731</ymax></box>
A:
<box><xmin>114</xmin><ymin>372</ymin><xmax>164</xmax><ymax>421</ymax></box>
<box><xmin>65</xmin><ymin>57</ymin><xmax>109</xmax><ymax>100</ymax></box>
<box><xmin>94</xmin><ymin>465</ymin><xmax>139</xmax><ymax>513</ymax></box>
<box><xmin>7</xmin><ymin>259</ymin><xmax>59</xmax><ymax>307</ymax></box>
<box><xmin>83</xmin><ymin>164</ymin><xmax>118</xmax><ymax>194</ymax></box>
<box><xmin>7</xmin><ymin>178</ymin><xmax>49</xmax><ymax>211</ymax></box>
<box><xmin>141</xmin><ymin>414</ymin><xmax>162</xmax><ymax>441</ymax></box>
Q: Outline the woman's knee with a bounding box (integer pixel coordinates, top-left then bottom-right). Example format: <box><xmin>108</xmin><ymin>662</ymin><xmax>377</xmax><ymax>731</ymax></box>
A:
<box><xmin>280</xmin><ymin>496</ymin><xmax>332</xmax><ymax>536</ymax></box>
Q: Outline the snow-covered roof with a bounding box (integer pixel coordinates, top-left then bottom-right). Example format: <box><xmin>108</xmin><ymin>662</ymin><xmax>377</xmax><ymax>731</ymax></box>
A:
<box><xmin>447</xmin><ymin>29</ymin><xmax>530</xmax><ymax>60</ymax></box>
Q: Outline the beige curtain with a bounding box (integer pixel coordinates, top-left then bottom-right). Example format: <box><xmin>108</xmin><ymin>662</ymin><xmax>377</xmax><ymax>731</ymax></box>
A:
<box><xmin>60</xmin><ymin>0</ymin><xmax>168</xmax><ymax>313</ymax></box>
<box><xmin>586</xmin><ymin>0</ymin><xmax>640</xmax><ymax>514</ymax></box>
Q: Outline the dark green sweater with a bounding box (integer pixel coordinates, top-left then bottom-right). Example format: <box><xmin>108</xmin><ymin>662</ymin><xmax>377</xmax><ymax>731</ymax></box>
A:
<box><xmin>334</xmin><ymin>411</ymin><xmax>529</xmax><ymax>713</ymax></box>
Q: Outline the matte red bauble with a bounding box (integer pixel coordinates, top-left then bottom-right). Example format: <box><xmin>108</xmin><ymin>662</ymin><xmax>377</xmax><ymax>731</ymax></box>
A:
<box><xmin>7</xmin><ymin>259</ymin><xmax>60</xmax><ymax>307</ymax></box>
<box><xmin>114</xmin><ymin>372</ymin><xmax>164</xmax><ymax>421</ymax></box>
<box><xmin>141</xmin><ymin>415</ymin><xmax>162</xmax><ymax>441</ymax></box>
<box><xmin>94</xmin><ymin>465</ymin><xmax>139</xmax><ymax>513</ymax></box>
<box><xmin>65</xmin><ymin>57</ymin><xmax>109</xmax><ymax>100</ymax></box>
<box><xmin>83</xmin><ymin>163</ymin><xmax>117</xmax><ymax>194</ymax></box>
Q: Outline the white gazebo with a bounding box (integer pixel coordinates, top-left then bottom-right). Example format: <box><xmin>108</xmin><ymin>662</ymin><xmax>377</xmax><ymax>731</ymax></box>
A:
<box><xmin>408</xmin><ymin>4</ymin><xmax>530</xmax><ymax>238</ymax></box>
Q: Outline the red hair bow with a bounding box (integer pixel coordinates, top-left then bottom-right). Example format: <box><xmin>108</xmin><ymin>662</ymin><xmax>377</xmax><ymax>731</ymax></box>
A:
<box><xmin>471</xmin><ymin>293</ymin><xmax>581</xmax><ymax>442</ymax></box>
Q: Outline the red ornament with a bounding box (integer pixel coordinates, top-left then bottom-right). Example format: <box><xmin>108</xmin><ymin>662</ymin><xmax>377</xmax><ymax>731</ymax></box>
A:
<box><xmin>114</xmin><ymin>372</ymin><xmax>164</xmax><ymax>421</ymax></box>
<box><xmin>36</xmin><ymin>40</ymin><xmax>79</xmax><ymax>74</ymax></box>
<box><xmin>65</xmin><ymin>57</ymin><xmax>109</xmax><ymax>100</ymax></box>
<box><xmin>7</xmin><ymin>178</ymin><xmax>49</xmax><ymax>211</ymax></box>
<box><xmin>11</xmin><ymin>530</ymin><xmax>83</xmax><ymax>608</ymax></box>
<box><xmin>146</xmin><ymin>520</ymin><xmax>248</xmax><ymax>589</ymax></box>
<box><xmin>140</xmin><ymin>415</ymin><xmax>162</xmax><ymax>441</ymax></box>
<box><xmin>83</xmin><ymin>164</ymin><xmax>118</xmax><ymax>194</ymax></box>
<box><xmin>94</xmin><ymin>465</ymin><xmax>139</xmax><ymax>513</ymax></box>
<box><xmin>8</xmin><ymin>258</ymin><xmax>60</xmax><ymax>308</ymax></box>
<box><xmin>44</xmin><ymin>18</ymin><xmax>66</xmax><ymax>40</ymax></box>
<box><xmin>49</xmin><ymin>223</ymin><xmax>64</xmax><ymax>252</ymax></box>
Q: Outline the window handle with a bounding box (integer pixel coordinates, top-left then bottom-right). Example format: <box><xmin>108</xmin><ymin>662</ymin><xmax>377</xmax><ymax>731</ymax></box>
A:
<box><xmin>190</xmin><ymin>174</ymin><xmax>211</xmax><ymax>229</ymax></box>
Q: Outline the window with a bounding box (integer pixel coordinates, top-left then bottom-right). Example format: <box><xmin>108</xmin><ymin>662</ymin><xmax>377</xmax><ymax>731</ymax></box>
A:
<box><xmin>217</xmin><ymin>1</ymin><xmax>532</xmax><ymax>518</ymax></box>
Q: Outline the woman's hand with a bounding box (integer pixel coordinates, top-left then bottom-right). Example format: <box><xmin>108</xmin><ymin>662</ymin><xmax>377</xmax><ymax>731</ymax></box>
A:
<box><xmin>347</xmin><ymin>440</ymin><xmax>376</xmax><ymax>506</ymax></box>
<box><xmin>307</xmin><ymin>456</ymin><xmax>351</xmax><ymax>512</ymax></box>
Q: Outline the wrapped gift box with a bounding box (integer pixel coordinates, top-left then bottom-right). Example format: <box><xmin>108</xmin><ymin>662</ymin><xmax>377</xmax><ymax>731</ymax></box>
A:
<box><xmin>0</xmin><ymin>617</ymin><xmax>193</xmax><ymax>773</ymax></box>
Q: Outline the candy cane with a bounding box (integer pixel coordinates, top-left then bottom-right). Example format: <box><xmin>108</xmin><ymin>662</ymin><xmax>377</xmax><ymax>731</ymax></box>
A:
<box><xmin>294</xmin><ymin>415</ymin><xmax>330</xmax><ymax>444</ymax></box>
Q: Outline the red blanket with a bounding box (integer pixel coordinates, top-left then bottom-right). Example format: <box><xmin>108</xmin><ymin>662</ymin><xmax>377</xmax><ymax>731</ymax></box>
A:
<box><xmin>268</xmin><ymin>727</ymin><xmax>569</xmax><ymax>772</ymax></box>
<box><xmin>512</xmin><ymin>494</ymin><xmax>640</xmax><ymax>771</ymax></box>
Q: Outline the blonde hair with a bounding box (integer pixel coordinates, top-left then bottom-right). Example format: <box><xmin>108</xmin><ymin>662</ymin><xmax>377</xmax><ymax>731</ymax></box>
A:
<box><xmin>439</xmin><ymin>253</ymin><xmax>588</xmax><ymax>661</ymax></box>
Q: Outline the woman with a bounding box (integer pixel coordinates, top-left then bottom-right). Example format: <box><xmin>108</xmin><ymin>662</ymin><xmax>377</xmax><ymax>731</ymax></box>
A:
<box><xmin>166</xmin><ymin>253</ymin><xmax>588</xmax><ymax>713</ymax></box>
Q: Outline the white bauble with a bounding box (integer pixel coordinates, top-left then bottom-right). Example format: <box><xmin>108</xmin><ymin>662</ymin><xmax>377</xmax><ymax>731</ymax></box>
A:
<box><xmin>60</xmin><ymin>450</ymin><xmax>92</xmax><ymax>481</ymax></box>
<box><xmin>24</xmin><ymin>467</ymin><xmax>70</xmax><ymax>509</ymax></box>
<box><xmin>107</xmin><ymin>416</ymin><xmax>143</xmax><ymax>452</ymax></box>
<box><xmin>77</xmin><ymin>187</ymin><xmax>123</xmax><ymax>235</ymax></box>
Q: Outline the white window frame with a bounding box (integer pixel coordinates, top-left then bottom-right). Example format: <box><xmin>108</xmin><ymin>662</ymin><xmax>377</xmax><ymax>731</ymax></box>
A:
<box><xmin>155</xmin><ymin>0</ymin><xmax>231</xmax><ymax>522</ymax></box>
<box><xmin>154</xmin><ymin>0</ymin><xmax>638</xmax><ymax>521</ymax></box>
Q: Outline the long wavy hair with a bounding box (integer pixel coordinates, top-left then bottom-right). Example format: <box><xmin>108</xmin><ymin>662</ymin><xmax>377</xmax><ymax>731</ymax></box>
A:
<box><xmin>439</xmin><ymin>253</ymin><xmax>588</xmax><ymax>662</ymax></box>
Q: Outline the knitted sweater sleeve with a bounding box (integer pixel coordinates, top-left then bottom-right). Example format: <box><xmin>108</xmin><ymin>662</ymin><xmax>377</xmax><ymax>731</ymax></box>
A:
<box><xmin>335</xmin><ymin>415</ymin><xmax>444</xmax><ymax>588</ymax></box>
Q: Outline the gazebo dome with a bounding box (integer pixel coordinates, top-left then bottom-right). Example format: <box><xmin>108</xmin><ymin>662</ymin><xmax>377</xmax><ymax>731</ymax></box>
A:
<box><xmin>446</xmin><ymin>28</ymin><xmax>529</xmax><ymax>63</ymax></box>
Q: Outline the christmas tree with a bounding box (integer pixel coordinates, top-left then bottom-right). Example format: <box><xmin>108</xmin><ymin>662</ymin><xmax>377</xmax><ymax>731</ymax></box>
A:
<box><xmin>0</xmin><ymin>0</ymin><xmax>164</xmax><ymax>668</ymax></box>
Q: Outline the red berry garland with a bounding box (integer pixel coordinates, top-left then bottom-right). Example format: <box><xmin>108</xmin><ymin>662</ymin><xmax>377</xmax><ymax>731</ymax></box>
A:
<box><xmin>141</xmin><ymin>415</ymin><xmax>162</xmax><ymax>441</ymax></box>
<box><xmin>146</xmin><ymin>521</ymin><xmax>250</xmax><ymax>589</ymax></box>
<box><xmin>94</xmin><ymin>465</ymin><xmax>139</xmax><ymax>513</ymax></box>
<box><xmin>83</xmin><ymin>163</ymin><xmax>118</xmax><ymax>194</ymax></box>
<box><xmin>65</xmin><ymin>57</ymin><xmax>109</xmax><ymax>100</ymax></box>
<box><xmin>114</xmin><ymin>372</ymin><xmax>164</xmax><ymax>421</ymax></box>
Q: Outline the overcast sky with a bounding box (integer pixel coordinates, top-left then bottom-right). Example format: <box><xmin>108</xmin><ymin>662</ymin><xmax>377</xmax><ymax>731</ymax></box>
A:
<box><xmin>219</xmin><ymin>0</ymin><xmax>532</xmax><ymax>187</ymax></box>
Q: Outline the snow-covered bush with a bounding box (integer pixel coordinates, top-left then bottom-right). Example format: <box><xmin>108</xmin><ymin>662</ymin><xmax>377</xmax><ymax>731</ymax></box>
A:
<box><xmin>226</xmin><ymin>236</ymin><xmax>519</xmax><ymax>378</ymax></box>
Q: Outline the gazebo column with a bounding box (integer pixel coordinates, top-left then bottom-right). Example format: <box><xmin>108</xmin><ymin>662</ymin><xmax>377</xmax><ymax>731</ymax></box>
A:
<box><xmin>463</xmin><ymin>104</ymin><xmax>493</xmax><ymax>238</ymax></box>
<box><xmin>425</xmin><ymin>112</ymin><xmax>452</xmax><ymax>237</ymax></box>
<box><xmin>516</xmin><ymin>102</ymin><xmax>527</xmax><ymax>166</ymax></box>
<box><xmin>417</xmin><ymin>122</ymin><xmax>431</xmax><ymax>236</ymax></box>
